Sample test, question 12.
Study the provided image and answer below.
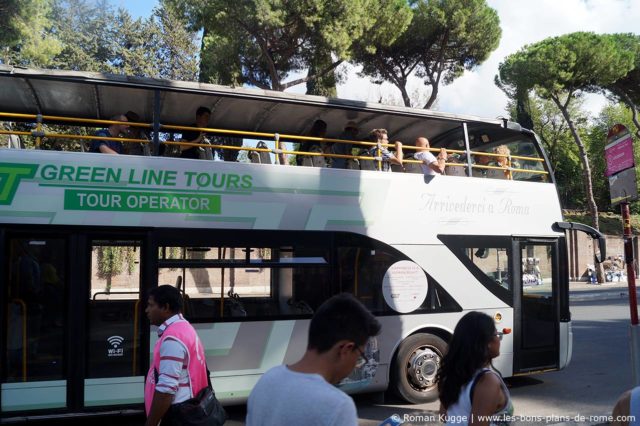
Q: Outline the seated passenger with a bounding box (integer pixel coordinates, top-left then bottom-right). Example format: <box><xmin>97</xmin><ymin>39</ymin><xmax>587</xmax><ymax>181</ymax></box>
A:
<box><xmin>445</xmin><ymin>153</ymin><xmax>466</xmax><ymax>176</ymax></box>
<box><xmin>90</xmin><ymin>114</ymin><xmax>129</xmax><ymax>154</ymax></box>
<box><xmin>360</xmin><ymin>129</ymin><xmax>403</xmax><ymax>171</ymax></box>
<box><xmin>296</xmin><ymin>119</ymin><xmax>328</xmax><ymax>167</ymax></box>
<box><xmin>472</xmin><ymin>151</ymin><xmax>493</xmax><ymax>177</ymax></box>
<box><xmin>124</xmin><ymin>111</ymin><xmax>150</xmax><ymax>156</ymax></box>
<box><xmin>331</xmin><ymin>121</ymin><xmax>359</xmax><ymax>169</ymax></box>
<box><xmin>180</xmin><ymin>106</ymin><xmax>211</xmax><ymax>159</ymax></box>
<box><xmin>491</xmin><ymin>145</ymin><xmax>514</xmax><ymax>179</ymax></box>
<box><xmin>414</xmin><ymin>137</ymin><xmax>446</xmax><ymax>175</ymax></box>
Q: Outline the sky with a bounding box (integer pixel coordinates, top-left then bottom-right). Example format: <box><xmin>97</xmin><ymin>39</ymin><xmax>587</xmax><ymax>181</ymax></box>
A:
<box><xmin>111</xmin><ymin>0</ymin><xmax>640</xmax><ymax>119</ymax></box>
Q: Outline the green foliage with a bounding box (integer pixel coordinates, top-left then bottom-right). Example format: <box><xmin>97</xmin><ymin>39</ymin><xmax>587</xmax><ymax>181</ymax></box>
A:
<box><xmin>497</xmin><ymin>32</ymin><xmax>637</xmax><ymax>230</ymax></box>
<box><xmin>1</xmin><ymin>0</ymin><xmax>62</xmax><ymax>66</ymax></box>
<box><xmin>306</xmin><ymin>49</ymin><xmax>338</xmax><ymax>97</ymax></box>
<box><xmin>180</xmin><ymin>0</ymin><xmax>411</xmax><ymax>91</ymax></box>
<box><xmin>586</xmin><ymin>103</ymin><xmax>640</xmax><ymax>212</ymax></box>
<box><xmin>97</xmin><ymin>246</ymin><xmax>138</xmax><ymax>291</ymax></box>
<box><xmin>497</xmin><ymin>32</ymin><xmax>635</xmax><ymax>103</ymax></box>
<box><xmin>507</xmin><ymin>95</ymin><xmax>587</xmax><ymax>209</ymax></box>
<box><xmin>563</xmin><ymin>210</ymin><xmax>640</xmax><ymax>235</ymax></box>
<box><xmin>3</xmin><ymin>0</ymin><xmax>200</xmax><ymax>81</ymax></box>
<box><xmin>355</xmin><ymin>0</ymin><xmax>500</xmax><ymax>107</ymax></box>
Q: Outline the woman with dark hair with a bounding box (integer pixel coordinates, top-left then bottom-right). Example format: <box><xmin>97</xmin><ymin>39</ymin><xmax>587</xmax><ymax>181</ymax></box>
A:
<box><xmin>437</xmin><ymin>311</ymin><xmax>513</xmax><ymax>425</ymax></box>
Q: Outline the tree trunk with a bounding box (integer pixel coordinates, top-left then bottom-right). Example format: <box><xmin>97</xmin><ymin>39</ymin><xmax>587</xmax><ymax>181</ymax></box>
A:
<box><xmin>399</xmin><ymin>83</ymin><xmax>411</xmax><ymax>107</ymax></box>
<box><xmin>555</xmin><ymin>100</ymin><xmax>599</xmax><ymax>230</ymax></box>
<box><xmin>555</xmin><ymin>99</ymin><xmax>604</xmax><ymax>283</ymax></box>
<box><xmin>424</xmin><ymin>82</ymin><xmax>438</xmax><ymax>109</ymax></box>
<box><xmin>616</xmin><ymin>90</ymin><xmax>640</xmax><ymax>138</ymax></box>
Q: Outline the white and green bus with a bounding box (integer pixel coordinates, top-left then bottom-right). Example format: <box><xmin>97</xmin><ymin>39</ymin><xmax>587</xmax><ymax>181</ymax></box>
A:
<box><xmin>0</xmin><ymin>67</ymin><xmax>604</xmax><ymax>421</ymax></box>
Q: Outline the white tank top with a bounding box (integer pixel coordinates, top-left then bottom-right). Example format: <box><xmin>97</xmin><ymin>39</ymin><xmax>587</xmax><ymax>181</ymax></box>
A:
<box><xmin>444</xmin><ymin>368</ymin><xmax>513</xmax><ymax>426</ymax></box>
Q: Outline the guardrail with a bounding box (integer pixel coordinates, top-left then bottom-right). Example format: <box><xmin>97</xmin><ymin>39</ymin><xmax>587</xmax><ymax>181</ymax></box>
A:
<box><xmin>0</xmin><ymin>112</ymin><xmax>548</xmax><ymax>178</ymax></box>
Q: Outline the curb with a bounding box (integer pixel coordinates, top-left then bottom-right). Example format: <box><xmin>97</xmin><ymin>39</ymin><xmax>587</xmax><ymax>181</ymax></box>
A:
<box><xmin>569</xmin><ymin>289</ymin><xmax>638</xmax><ymax>302</ymax></box>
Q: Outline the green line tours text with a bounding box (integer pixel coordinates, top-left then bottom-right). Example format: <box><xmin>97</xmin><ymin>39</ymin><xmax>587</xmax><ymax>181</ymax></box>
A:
<box><xmin>39</xmin><ymin>164</ymin><xmax>253</xmax><ymax>190</ymax></box>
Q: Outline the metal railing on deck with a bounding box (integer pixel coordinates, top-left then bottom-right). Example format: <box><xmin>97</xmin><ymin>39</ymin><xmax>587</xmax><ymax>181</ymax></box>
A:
<box><xmin>0</xmin><ymin>112</ymin><xmax>549</xmax><ymax>179</ymax></box>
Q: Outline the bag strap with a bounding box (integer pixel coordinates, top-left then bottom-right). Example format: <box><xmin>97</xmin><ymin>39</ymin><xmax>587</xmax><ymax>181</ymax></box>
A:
<box><xmin>153</xmin><ymin>352</ymin><xmax>213</xmax><ymax>391</ymax></box>
<box><xmin>469</xmin><ymin>369</ymin><xmax>490</xmax><ymax>404</ymax></box>
<box><xmin>206</xmin><ymin>365</ymin><xmax>213</xmax><ymax>390</ymax></box>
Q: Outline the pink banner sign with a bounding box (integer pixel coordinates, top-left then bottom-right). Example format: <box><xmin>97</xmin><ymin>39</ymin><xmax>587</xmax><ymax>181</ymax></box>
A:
<box><xmin>605</xmin><ymin>124</ymin><xmax>634</xmax><ymax>177</ymax></box>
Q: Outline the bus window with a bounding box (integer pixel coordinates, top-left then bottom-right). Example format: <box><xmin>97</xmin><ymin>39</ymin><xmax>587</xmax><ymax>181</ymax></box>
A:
<box><xmin>87</xmin><ymin>240</ymin><xmax>142</xmax><ymax>378</ymax></box>
<box><xmin>157</xmin><ymin>245</ymin><xmax>330</xmax><ymax>320</ymax></box>
<box><xmin>466</xmin><ymin>247</ymin><xmax>511</xmax><ymax>291</ymax></box>
<box><xmin>4</xmin><ymin>238</ymin><xmax>67</xmax><ymax>382</ymax></box>
<box><xmin>336</xmin><ymin>235</ymin><xmax>459</xmax><ymax>314</ymax></box>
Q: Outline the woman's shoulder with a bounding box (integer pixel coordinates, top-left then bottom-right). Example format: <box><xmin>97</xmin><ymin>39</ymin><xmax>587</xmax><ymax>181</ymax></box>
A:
<box><xmin>474</xmin><ymin>369</ymin><xmax>503</xmax><ymax>390</ymax></box>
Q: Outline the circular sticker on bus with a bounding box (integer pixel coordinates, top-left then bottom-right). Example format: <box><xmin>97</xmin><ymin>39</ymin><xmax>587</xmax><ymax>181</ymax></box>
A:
<box><xmin>382</xmin><ymin>261</ymin><xmax>428</xmax><ymax>313</ymax></box>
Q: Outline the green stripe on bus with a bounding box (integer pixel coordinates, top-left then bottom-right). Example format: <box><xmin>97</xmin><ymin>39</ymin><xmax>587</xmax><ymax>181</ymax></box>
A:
<box><xmin>187</xmin><ymin>216</ymin><xmax>256</xmax><ymax>224</ymax></box>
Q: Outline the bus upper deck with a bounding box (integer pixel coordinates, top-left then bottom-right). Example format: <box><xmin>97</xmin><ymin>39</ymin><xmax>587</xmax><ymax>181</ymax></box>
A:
<box><xmin>0</xmin><ymin>65</ymin><xmax>551</xmax><ymax>183</ymax></box>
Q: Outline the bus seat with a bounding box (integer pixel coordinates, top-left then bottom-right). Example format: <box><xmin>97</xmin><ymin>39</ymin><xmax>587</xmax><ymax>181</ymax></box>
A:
<box><xmin>359</xmin><ymin>158</ymin><xmax>376</xmax><ymax>171</ymax></box>
<box><xmin>446</xmin><ymin>165</ymin><xmax>466</xmax><ymax>176</ymax></box>
<box><xmin>308</xmin><ymin>145</ymin><xmax>325</xmax><ymax>167</ymax></box>
<box><xmin>249</xmin><ymin>150</ymin><xmax>261</xmax><ymax>163</ymax></box>
<box><xmin>199</xmin><ymin>139</ymin><xmax>214</xmax><ymax>160</ymax></box>
<box><xmin>347</xmin><ymin>158</ymin><xmax>360</xmax><ymax>170</ymax></box>
<box><xmin>8</xmin><ymin>134</ymin><xmax>24</xmax><ymax>149</ymax></box>
<box><xmin>251</xmin><ymin>141</ymin><xmax>271</xmax><ymax>164</ymax></box>
<box><xmin>486</xmin><ymin>168</ymin><xmax>508</xmax><ymax>179</ymax></box>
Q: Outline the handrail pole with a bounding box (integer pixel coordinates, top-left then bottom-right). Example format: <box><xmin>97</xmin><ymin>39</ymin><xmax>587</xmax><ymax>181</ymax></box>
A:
<box><xmin>152</xmin><ymin>89</ymin><xmax>161</xmax><ymax>156</ymax></box>
<box><xmin>462</xmin><ymin>122</ymin><xmax>472</xmax><ymax>176</ymax></box>
<box><xmin>35</xmin><ymin>114</ymin><xmax>43</xmax><ymax>149</ymax></box>
<box><xmin>133</xmin><ymin>299</ymin><xmax>140</xmax><ymax>375</ymax></box>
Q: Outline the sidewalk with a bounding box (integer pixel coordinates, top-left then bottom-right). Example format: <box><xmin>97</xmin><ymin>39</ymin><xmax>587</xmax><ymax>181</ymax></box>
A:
<box><xmin>569</xmin><ymin>279</ymin><xmax>639</xmax><ymax>302</ymax></box>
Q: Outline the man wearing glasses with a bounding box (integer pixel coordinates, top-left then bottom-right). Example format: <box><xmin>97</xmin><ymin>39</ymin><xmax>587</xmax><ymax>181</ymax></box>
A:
<box><xmin>246</xmin><ymin>293</ymin><xmax>381</xmax><ymax>426</ymax></box>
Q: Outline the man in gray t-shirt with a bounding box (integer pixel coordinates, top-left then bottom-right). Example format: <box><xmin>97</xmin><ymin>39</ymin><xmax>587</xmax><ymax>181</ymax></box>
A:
<box><xmin>246</xmin><ymin>294</ymin><xmax>381</xmax><ymax>426</ymax></box>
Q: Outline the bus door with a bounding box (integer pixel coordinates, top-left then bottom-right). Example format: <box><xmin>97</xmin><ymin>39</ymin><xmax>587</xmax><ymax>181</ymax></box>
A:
<box><xmin>512</xmin><ymin>238</ymin><xmax>560</xmax><ymax>373</ymax></box>
<box><xmin>83</xmin><ymin>236</ymin><xmax>146</xmax><ymax>409</ymax></box>
<box><xmin>1</xmin><ymin>232</ymin><xmax>71</xmax><ymax>414</ymax></box>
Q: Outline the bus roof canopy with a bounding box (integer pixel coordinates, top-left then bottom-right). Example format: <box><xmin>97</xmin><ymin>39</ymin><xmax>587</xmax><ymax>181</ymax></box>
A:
<box><xmin>0</xmin><ymin>65</ymin><xmax>506</xmax><ymax>142</ymax></box>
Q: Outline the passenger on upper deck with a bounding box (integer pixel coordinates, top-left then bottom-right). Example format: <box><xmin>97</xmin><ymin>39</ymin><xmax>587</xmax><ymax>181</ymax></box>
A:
<box><xmin>472</xmin><ymin>152</ymin><xmax>492</xmax><ymax>178</ymax></box>
<box><xmin>361</xmin><ymin>129</ymin><xmax>403</xmax><ymax>171</ymax></box>
<box><xmin>124</xmin><ymin>111</ymin><xmax>150</xmax><ymax>156</ymax></box>
<box><xmin>493</xmin><ymin>144</ymin><xmax>513</xmax><ymax>179</ymax></box>
<box><xmin>296</xmin><ymin>119</ymin><xmax>328</xmax><ymax>167</ymax></box>
<box><xmin>90</xmin><ymin>114</ymin><xmax>129</xmax><ymax>154</ymax></box>
<box><xmin>180</xmin><ymin>106</ymin><xmax>211</xmax><ymax>160</ymax></box>
<box><xmin>331</xmin><ymin>121</ymin><xmax>359</xmax><ymax>169</ymax></box>
<box><xmin>414</xmin><ymin>137</ymin><xmax>447</xmax><ymax>175</ymax></box>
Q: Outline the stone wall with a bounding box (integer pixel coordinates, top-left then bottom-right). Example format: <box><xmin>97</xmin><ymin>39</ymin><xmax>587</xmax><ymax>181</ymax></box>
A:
<box><xmin>566</xmin><ymin>230</ymin><xmax>637</xmax><ymax>281</ymax></box>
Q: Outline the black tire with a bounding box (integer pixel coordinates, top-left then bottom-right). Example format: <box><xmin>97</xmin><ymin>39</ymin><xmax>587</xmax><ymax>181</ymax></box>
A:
<box><xmin>390</xmin><ymin>333</ymin><xmax>448</xmax><ymax>404</ymax></box>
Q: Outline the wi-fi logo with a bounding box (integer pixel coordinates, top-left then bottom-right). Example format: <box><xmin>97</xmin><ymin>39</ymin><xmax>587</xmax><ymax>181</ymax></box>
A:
<box><xmin>107</xmin><ymin>335</ymin><xmax>124</xmax><ymax>348</ymax></box>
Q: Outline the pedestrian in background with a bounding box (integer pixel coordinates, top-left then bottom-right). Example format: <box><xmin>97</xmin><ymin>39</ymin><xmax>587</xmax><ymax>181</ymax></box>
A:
<box><xmin>246</xmin><ymin>293</ymin><xmax>381</xmax><ymax>426</ymax></box>
<box><xmin>612</xmin><ymin>387</ymin><xmax>640</xmax><ymax>426</ymax></box>
<box><xmin>437</xmin><ymin>311</ymin><xmax>513</xmax><ymax>426</ymax></box>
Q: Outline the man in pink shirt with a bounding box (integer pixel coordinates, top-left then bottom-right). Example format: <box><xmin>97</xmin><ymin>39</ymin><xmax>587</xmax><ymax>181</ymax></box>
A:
<box><xmin>144</xmin><ymin>285</ymin><xmax>209</xmax><ymax>426</ymax></box>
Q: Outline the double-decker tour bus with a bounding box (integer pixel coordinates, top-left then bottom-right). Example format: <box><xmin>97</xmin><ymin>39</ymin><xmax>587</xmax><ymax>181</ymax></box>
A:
<box><xmin>0</xmin><ymin>66</ymin><xmax>604</xmax><ymax>421</ymax></box>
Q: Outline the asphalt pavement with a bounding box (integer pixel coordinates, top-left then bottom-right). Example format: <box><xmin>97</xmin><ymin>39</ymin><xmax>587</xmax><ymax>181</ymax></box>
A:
<box><xmin>569</xmin><ymin>279</ymin><xmax>639</xmax><ymax>302</ymax></box>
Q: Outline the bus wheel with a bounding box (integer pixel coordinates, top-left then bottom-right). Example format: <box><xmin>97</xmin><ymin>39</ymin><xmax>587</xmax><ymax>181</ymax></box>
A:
<box><xmin>391</xmin><ymin>333</ymin><xmax>447</xmax><ymax>404</ymax></box>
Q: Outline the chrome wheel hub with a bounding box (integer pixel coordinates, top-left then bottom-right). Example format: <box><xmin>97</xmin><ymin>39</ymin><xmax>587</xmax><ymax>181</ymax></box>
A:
<box><xmin>407</xmin><ymin>347</ymin><xmax>440</xmax><ymax>391</ymax></box>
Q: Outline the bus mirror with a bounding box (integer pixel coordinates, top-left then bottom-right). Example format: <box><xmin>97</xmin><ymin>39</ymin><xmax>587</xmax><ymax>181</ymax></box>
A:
<box><xmin>552</xmin><ymin>221</ymin><xmax>606</xmax><ymax>264</ymax></box>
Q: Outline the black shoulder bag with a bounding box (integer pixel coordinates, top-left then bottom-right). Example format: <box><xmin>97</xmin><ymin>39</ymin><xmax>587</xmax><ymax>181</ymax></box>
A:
<box><xmin>155</xmin><ymin>366</ymin><xmax>227</xmax><ymax>426</ymax></box>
